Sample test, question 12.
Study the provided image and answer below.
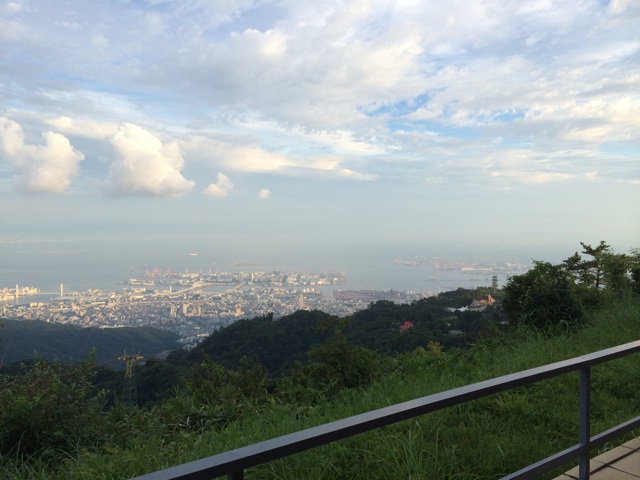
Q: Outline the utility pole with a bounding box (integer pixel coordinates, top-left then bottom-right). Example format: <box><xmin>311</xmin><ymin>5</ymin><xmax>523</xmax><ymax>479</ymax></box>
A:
<box><xmin>118</xmin><ymin>350</ymin><xmax>143</xmax><ymax>405</ymax></box>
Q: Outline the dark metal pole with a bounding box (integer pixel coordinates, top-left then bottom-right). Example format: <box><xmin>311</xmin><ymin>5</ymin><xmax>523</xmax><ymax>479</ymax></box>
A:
<box><xmin>579</xmin><ymin>367</ymin><xmax>591</xmax><ymax>480</ymax></box>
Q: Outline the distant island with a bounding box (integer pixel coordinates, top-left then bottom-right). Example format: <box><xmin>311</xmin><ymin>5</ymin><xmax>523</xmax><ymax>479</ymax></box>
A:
<box><xmin>233</xmin><ymin>259</ymin><xmax>263</xmax><ymax>267</ymax></box>
<box><xmin>393</xmin><ymin>256</ymin><xmax>528</xmax><ymax>274</ymax></box>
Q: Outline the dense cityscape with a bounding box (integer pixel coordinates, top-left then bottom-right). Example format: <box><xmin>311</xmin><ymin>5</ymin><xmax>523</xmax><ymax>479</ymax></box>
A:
<box><xmin>1</xmin><ymin>256</ymin><xmax>530</xmax><ymax>350</ymax></box>
<box><xmin>1</xmin><ymin>268</ymin><xmax>427</xmax><ymax>349</ymax></box>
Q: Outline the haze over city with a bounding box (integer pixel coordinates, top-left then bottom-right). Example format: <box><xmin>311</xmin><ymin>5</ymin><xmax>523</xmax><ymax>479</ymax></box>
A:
<box><xmin>1</xmin><ymin>0</ymin><xmax>638</xmax><ymax>283</ymax></box>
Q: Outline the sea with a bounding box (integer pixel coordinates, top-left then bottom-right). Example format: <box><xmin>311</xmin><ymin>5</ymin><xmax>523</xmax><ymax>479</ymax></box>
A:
<box><xmin>0</xmin><ymin>237</ymin><xmax>542</xmax><ymax>305</ymax></box>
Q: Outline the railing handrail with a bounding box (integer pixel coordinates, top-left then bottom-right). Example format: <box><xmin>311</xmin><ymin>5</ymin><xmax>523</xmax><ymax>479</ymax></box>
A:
<box><xmin>132</xmin><ymin>339</ymin><xmax>640</xmax><ymax>480</ymax></box>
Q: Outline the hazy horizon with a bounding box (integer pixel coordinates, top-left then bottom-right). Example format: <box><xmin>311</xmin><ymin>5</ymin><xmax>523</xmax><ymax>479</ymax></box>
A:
<box><xmin>1</xmin><ymin>235</ymin><xmax>629</xmax><ymax>295</ymax></box>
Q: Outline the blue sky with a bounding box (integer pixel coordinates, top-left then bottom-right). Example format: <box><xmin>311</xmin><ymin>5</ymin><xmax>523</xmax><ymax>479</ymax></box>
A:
<box><xmin>0</xmin><ymin>0</ymin><xmax>638</xmax><ymax>268</ymax></box>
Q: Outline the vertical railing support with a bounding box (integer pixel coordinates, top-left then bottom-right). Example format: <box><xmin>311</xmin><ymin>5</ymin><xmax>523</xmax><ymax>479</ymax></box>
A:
<box><xmin>579</xmin><ymin>366</ymin><xmax>591</xmax><ymax>480</ymax></box>
<box><xmin>228</xmin><ymin>470</ymin><xmax>244</xmax><ymax>480</ymax></box>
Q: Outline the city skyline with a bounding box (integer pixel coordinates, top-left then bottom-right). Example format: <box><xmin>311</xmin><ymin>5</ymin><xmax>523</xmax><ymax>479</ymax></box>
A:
<box><xmin>1</xmin><ymin>0</ymin><xmax>638</xmax><ymax>266</ymax></box>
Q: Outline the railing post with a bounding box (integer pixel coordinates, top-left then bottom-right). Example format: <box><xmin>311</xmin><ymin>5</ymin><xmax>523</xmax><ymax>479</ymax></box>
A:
<box><xmin>579</xmin><ymin>366</ymin><xmax>591</xmax><ymax>480</ymax></box>
<box><xmin>228</xmin><ymin>470</ymin><xmax>244</xmax><ymax>480</ymax></box>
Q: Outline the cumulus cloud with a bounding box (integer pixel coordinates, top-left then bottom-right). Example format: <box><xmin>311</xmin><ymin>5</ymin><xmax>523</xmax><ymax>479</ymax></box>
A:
<box><xmin>46</xmin><ymin>116</ymin><xmax>119</xmax><ymax>140</ymax></box>
<box><xmin>203</xmin><ymin>173</ymin><xmax>234</xmax><ymax>197</ymax></box>
<box><xmin>107</xmin><ymin>123</ymin><xmax>195</xmax><ymax>197</ymax></box>
<box><xmin>258</xmin><ymin>188</ymin><xmax>270</xmax><ymax>199</ymax></box>
<box><xmin>0</xmin><ymin>117</ymin><xmax>84</xmax><ymax>194</ymax></box>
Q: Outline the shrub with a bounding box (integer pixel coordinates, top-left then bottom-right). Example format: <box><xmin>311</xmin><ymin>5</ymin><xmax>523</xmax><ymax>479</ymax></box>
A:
<box><xmin>0</xmin><ymin>356</ymin><xmax>104</xmax><ymax>458</ymax></box>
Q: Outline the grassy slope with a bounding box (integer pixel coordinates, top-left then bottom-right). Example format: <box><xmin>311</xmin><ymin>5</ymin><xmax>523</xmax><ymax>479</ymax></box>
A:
<box><xmin>3</xmin><ymin>297</ymin><xmax>640</xmax><ymax>479</ymax></box>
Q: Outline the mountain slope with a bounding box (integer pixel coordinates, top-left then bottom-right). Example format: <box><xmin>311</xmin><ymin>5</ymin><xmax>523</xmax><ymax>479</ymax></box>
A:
<box><xmin>0</xmin><ymin>319</ymin><xmax>180</xmax><ymax>367</ymax></box>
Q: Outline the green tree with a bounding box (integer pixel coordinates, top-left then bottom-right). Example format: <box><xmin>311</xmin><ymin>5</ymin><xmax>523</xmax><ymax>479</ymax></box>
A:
<box><xmin>563</xmin><ymin>241</ymin><xmax>636</xmax><ymax>303</ymax></box>
<box><xmin>502</xmin><ymin>261</ymin><xmax>584</xmax><ymax>330</ymax></box>
<box><xmin>563</xmin><ymin>241</ymin><xmax>610</xmax><ymax>290</ymax></box>
<box><xmin>0</xmin><ymin>318</ymin><xmax>3</xmax><ymax>367</ymax></box>
<box><xmin>629</xmin><ymin>249</ymin><xmax>640</xmax><ymax>294</ymax></box>
<box><xmin>581</xmin><ymin>241</ymin><xmax>611</xmax><ymax>289</ymax></box>
<box><xmin>600</xmin><ymin>251</ymin><xmax>631</xmax><ymax>299</ymax></box>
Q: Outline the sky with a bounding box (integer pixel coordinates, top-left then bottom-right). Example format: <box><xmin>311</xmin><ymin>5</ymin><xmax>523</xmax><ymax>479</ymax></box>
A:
<box><xmin>1</xmin><ymin>0</ymin><xmax>639</xmax><ymax>272</ymax></box>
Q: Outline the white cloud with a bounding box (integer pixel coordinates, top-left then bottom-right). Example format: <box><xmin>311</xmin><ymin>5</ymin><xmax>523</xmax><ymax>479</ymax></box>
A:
<box><xmin>559</xmin><ymin>96</ymin><xmax>640</xmax><ymax>143</ymax></box>
<box><xmin>492</xmin><ymin>171</ymin><xmax>574</xmax><ymax>185</ymax></box>
<box><xmin>258</xmin><ymin>188</ymin><xmax>270</xmax><ymax>199</ymax></box>
<box><xmin>1</xmin><ymin>0</ymin><xmax>639</xmax><ymax>207</ymax></box>
<box><xmin>183</xmin><ymin>132</ymin><xmax>379</xmax><ymax>179</ymax></box>
<box><xmin>607</xmin><ymin>0</ymin><xmax>640</xmax><ymax>16</ymax></box>
<box><xmin>203</xmin><ymin>173</ymin><xmax>234</xmax><ymax>197</ymax></box>
<box><xmin>45</xmin><ymin>116</ymin><xmax>119</xmax><ymax>140</ymax></box>
<box><xmin>0</xmin><ymin>17</ymin><xmax>29</xmax><ymax>41</ymax></box>
<box><xmin>1</xmin><ymin>0</ymin><xmax>639</xmax><ymax>255</ymax></box>
<box><xmin>221</xmin><ymin>145</ymin><xmax>296</xmax><ymax>173</ymax></box>
<box><xmin>91</xmin><ymin>34</ymin><xmax>108</xmax><ymax>49</ymax></box>
<box><xmin>337</xmin><ymin>168</ymin><xmax>379</xmax><ymax>181</ymax></box>
<box><xmin>107</xmin><ymin>123</ymin><xmax>194</xmax><ymax>197</ymax></box>
<box><xmin>0</xmin><ymin>117</ymin><xmax>84</xmax><ymax>194</ymax></box>
<box><xmin>305</xmin><ymin>129</ymin><xmax>385</xmax><ymax>156</ymax></box>
<box><xmin>6</xmin><ymin>2</ymin><xmax>23</xmax><ymax>13</ymax></box>
<box><xmin>54</xmin><ymin>21</ymin><xmax>81</xmax><ymax>31</ymax></box>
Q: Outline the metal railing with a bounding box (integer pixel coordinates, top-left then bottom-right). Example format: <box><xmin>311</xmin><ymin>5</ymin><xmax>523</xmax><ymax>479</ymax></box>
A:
<box><xmin>132</xmin><ymin>340</ymin><xmax>640</xmax><ymax>480</ymax></box>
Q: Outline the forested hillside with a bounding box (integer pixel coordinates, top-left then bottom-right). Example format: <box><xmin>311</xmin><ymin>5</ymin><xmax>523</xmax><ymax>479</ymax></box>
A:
<box><xmin>179</xmin><ymin>286</ymin><xmax>499</xmax><ymax>376</ymax></box>
<box><xmin>0</xmin><ymin>320</ymin><xmax>180</xmax><ymax>366</ymax></box>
